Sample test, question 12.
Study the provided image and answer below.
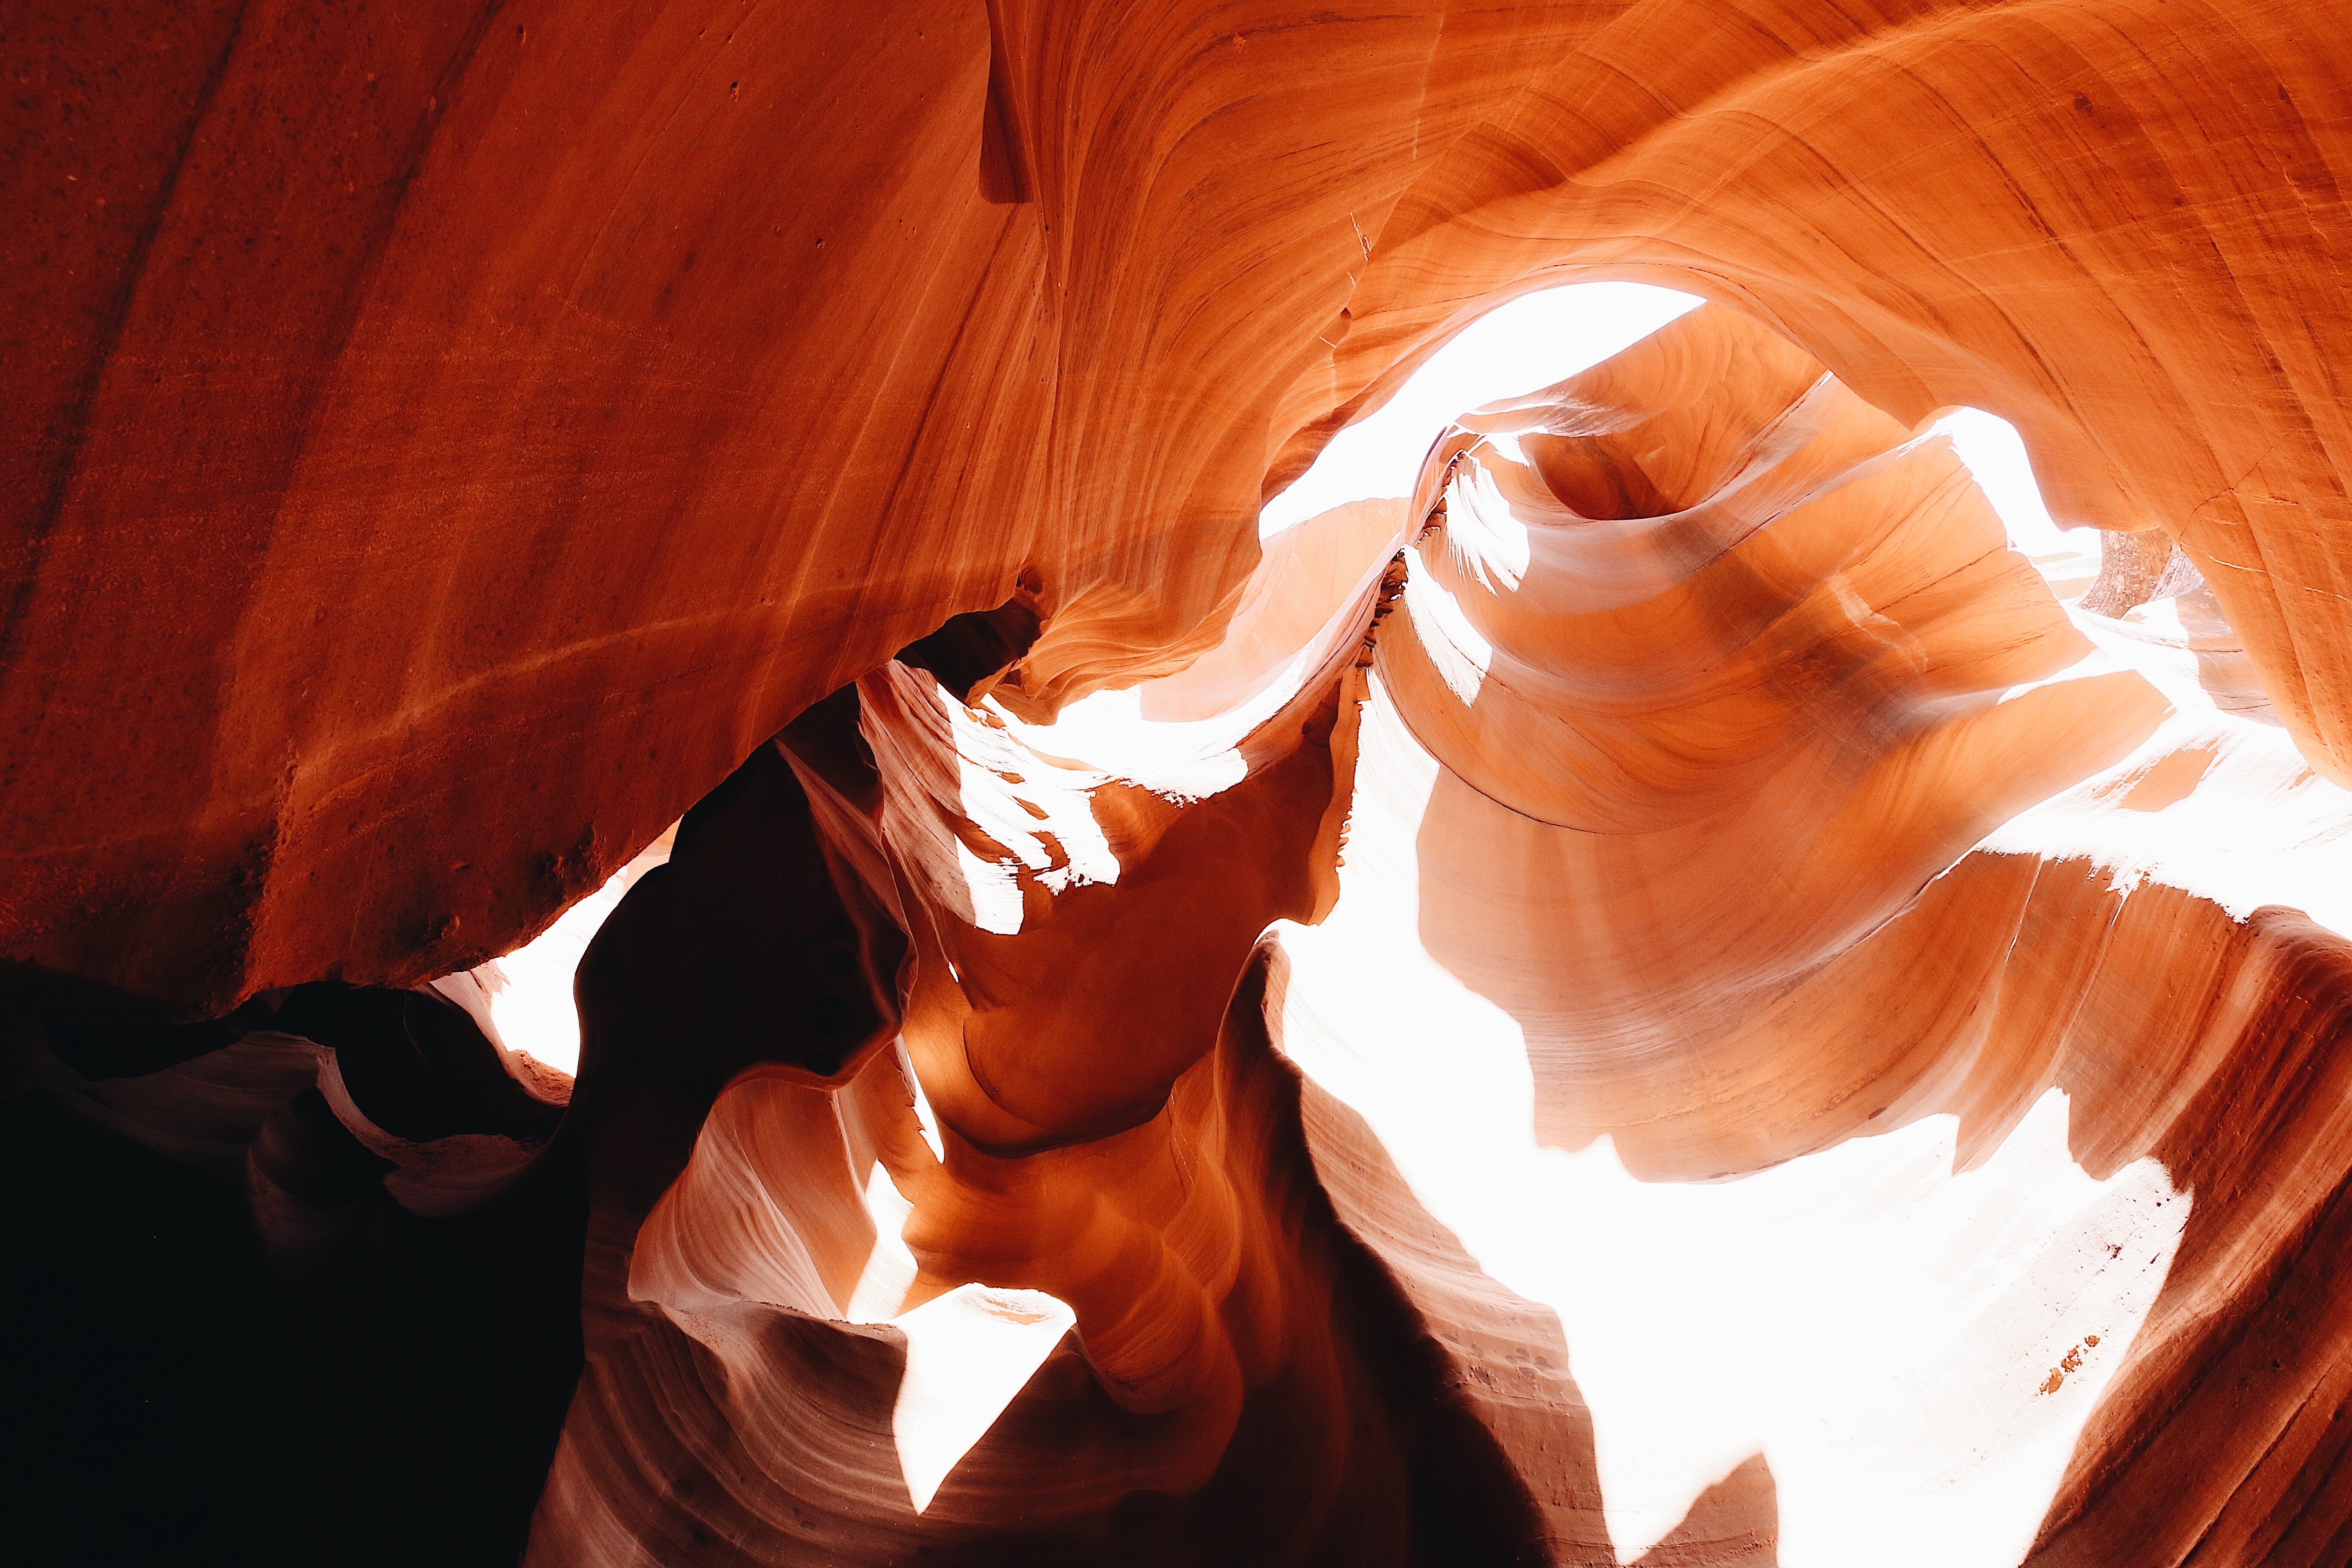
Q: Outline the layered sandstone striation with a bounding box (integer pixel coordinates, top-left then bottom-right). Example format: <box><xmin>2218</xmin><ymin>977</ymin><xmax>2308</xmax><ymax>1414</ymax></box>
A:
<box><xmin>11</xmin><ymin>0</ymin><xmax>2352</xmax><ymax>1016</ymax></box>
<box><xmin>1280</xmin><ymin>310</ymin><xmax>2352</xmax><ymax>1562</ymax></box>
<box><xmin>9</xmin><ymin>3</ymin><xmax>2352</xmax><ymax>1565</ymax></box>
<box><xmin>521</xmin><ymin>309</ymin><xmax>2351</xmax><ymax>1562</ymax></box>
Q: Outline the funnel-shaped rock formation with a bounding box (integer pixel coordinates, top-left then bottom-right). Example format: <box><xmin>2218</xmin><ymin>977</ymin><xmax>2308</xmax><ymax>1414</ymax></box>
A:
<box><xmin>10</xmin><ymin>3</ymin><xmax>2352</xmax><ymax>1565</ymax></box>
<box><xmin>517</xmin><ymin>308</ymin><xmax>2350</xmax><ymax>1563</ymax></box>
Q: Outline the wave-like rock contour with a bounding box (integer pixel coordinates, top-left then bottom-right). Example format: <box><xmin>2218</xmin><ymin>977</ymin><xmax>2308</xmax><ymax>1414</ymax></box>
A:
<box><xmin>524</xmin><ymin>307</ymin><xmax>2352</xmax><ymax>1563</ymax></box>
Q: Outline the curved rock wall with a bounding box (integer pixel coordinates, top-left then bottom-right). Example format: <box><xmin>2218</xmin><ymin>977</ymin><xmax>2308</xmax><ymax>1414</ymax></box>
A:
<box><xmin>1276</xmin><ymin>311</ymin><xmax>2352</xmax><ymax>1561</ymax></box>
<box><xmin>12</xmin><ymin>0</ymin><xmax>2352</xmax><ymax>1015</ymax></box>
<box><xmin>10</xmin><ymin>3</ymin><xmax>2352</xmax><ymax>1564</ymax></box>
<box><xmin>520</xmin><ymin>309</ymin><xmax>2351</xmax><ymax>1561</ymax></box>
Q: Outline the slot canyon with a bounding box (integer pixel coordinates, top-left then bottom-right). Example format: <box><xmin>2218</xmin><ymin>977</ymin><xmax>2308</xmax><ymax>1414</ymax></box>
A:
<box><xmin>8</xmin><ymin>2</ymin><xmax>2352</xmax><ymax>1564</ymax></box>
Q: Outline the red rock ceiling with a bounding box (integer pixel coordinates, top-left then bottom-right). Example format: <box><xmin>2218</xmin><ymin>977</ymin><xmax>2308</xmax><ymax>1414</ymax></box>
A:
<box><xmin>6</xmin><ymin>2</ymin><xmax>2352</xmax><ymax>1564</ymax></box>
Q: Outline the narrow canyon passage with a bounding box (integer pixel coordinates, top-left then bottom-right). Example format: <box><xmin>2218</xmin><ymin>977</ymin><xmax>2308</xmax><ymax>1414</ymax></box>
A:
<box><xmin>514</xmin><ymin>305</ymin><xmax>2352</xmax><ymax>1566</ymax></box>
<box><xmin>10</xmin><ymin>4</ymin><xmax>2352</xmax><ymax>1564</ymax></box>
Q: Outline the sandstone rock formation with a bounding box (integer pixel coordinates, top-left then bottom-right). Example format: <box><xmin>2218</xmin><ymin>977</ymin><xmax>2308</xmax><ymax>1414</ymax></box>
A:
<box><xmin>13</xmin><ymin>0</ymin><xmax>2352</xmax><ymax>1017</ymax></box>
<box><xmin>9</xmin><ymin>3</ymin><xmax>2352</xmax><ymax>1565</ymax></box>
<box><xmin>502</xmin><ymin>304</ymin><xmax>2351</xmax><ymax>1565</ymax></box>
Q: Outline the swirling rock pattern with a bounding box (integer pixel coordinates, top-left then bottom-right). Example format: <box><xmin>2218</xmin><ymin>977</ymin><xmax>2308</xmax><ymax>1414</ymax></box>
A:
<box><xmin>1280</xmin><ymin>311</ymin><xmax>2352</xmax><ymax>1562</ymax></box>
<box><xmin>8</xmin><ymin>3</ymin><xmax>2352</xmax><ymax>1565</ymax></box>
<box><xmin>521</xmin><ymin>309</ymin><xmax>2351</xmax><ymax>1562</ymax></box>
<box><xmin>9</xmin><ymin>0</ymin><xmax>2352</xmax><ymax>1015</ymax></box>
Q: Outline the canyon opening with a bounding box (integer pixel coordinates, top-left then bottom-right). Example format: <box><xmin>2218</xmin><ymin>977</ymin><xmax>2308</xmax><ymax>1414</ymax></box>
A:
<box><xmin>8</xmin><ymin>6</ymin><xmax>2352</xmax><ymax>1566</ymax></box>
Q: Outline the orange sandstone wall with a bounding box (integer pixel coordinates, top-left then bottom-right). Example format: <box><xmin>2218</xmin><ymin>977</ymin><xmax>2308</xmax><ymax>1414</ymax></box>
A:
<box><xmin>530</xmin><ymin>310</ymin><xmax>2352</xmax><ymax>1560</ymax></box>
<box><xmin>10</xmin><ymin>3</ymin><xmax>2352</xmax><ymax>1564</ymax></box>
<box><xmin>11</xmin><ymin>0</ymin><xmax>2352</xmax><ymax>1018</ymax></box>
<box><xmin>1278</xmin><ymin>312</ymin><xmax>2352</xmax><ymax>1561</ymax></box>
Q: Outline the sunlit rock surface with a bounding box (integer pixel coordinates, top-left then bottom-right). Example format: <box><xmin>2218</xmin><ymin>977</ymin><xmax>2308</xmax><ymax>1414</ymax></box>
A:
<box><xmin>9</xmin><ymin>3</ymin><xmax>2352</xmax><ymax>1565</ymax></box>
<box><xmin>12</xmin><ymin>0</ymin><xmax>2352</xmax><ymax>1014</ymax></box>
<box><xmin>520</xmin><ymin>311</ymin><xmax>2352</xmax><ymax>1564</ymax></box>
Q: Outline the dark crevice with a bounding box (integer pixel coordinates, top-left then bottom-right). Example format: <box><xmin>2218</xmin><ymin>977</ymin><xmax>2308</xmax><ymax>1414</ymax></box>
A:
<box><xmin>896</xmin><ymin>594</ymin><xmax>1043</xmax><ymax>704</ymax></box>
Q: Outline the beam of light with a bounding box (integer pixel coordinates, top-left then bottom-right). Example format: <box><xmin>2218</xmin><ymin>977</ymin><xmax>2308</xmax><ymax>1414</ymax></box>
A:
<box><xmin>1260</xmin><ymin>283</ymin><xmax>1705</xmax><ymax>538</ymax></box>
<box><xmin>890</xmin><ymin>1283</ymin><xmax>1076</xmax><ymax>1513</ymax></box>
<box><xmin>473</xmin><ymin>834</ymin><xmax>672</xmax><ymax>1078</ymax></box>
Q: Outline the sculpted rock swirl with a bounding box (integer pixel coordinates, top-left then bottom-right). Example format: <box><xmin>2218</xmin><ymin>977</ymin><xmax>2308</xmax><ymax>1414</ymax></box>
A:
<box><xmin>6</xmin><ymin>3</ymin><xmax>2351</xmax><ymax>1565</ymax></box>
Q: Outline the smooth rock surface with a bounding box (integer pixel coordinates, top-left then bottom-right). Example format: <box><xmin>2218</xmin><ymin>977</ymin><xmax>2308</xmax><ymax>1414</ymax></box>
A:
<box><xmin>11</xmin><ymin>0</ymin><xmax>2352</xmax><ymax>1015</ymax></box>
<box><xmin>9</xmin><ymin>5</ymin><xmax>2352</xmax><ymax>1564</ymax></box>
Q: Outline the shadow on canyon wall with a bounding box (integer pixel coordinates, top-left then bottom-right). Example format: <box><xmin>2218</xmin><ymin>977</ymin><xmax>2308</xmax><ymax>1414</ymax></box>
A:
<box><xmin>1</xmin><ymin>1080</ymin><xmax>584</xmax><ymax>1568</ymax></box>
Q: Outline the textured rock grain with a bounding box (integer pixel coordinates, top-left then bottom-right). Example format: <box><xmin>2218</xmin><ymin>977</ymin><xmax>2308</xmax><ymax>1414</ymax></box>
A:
<box><xmin>12</xmin><ymin>0</ymin><xmax>2352</xmax><ymax>1012</ymax></box>
<box><xmin>9</xmin><ymin>4</ymin><xmax>2352</xmax><ymax>1564</ymax></box>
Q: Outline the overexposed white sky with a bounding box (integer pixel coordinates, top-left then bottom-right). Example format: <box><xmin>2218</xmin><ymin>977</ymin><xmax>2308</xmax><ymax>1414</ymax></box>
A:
<box><xmin>1261</xmin><ymin>282</ymin><xmax>2080</xmax><ymax>561</ymax></box>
